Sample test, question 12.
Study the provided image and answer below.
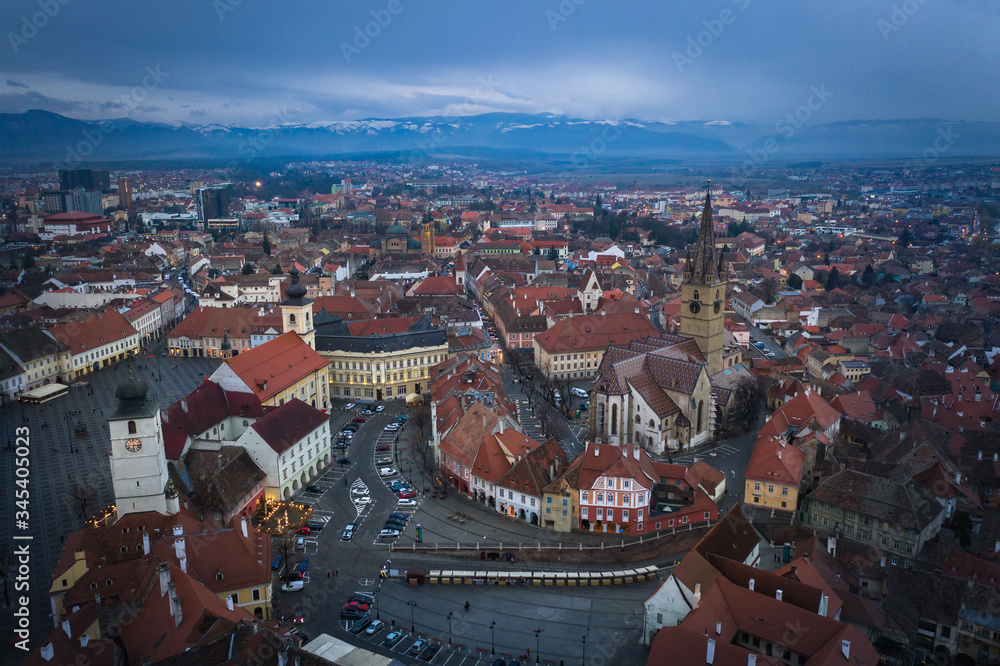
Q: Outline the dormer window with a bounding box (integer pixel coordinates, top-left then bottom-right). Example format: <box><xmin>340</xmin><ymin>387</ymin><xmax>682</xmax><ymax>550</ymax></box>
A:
<box><xmin>216</xmin><ymin>572</ymin><xmax>224</xmax><ymax>581</ymax></box>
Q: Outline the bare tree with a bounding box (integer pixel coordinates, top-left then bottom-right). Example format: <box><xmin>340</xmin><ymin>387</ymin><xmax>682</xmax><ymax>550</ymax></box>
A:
<box><xmin>66</xmin><ymin>482</ymin><xmax>99</xmax><ymax>522</ymax></box>
<box><xmin>760</xmin><ymin>278</ymin><xmax>780</xmax><ymax>305</ymax></box>
<box><xmin>729</xmin><ymin>375</ymin><xmax>767</xmax><ymax>431</ymax></box>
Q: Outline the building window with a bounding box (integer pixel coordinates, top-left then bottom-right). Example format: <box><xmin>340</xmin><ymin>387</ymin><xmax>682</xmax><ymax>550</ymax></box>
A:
<box><xmin>128</xmin><ymin>420</ymin><xmax>137</xmax><ymax>434</ymax></box>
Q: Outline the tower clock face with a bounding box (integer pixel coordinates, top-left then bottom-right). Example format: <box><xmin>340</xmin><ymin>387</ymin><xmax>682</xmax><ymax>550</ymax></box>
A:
<box><xmin>714</xmin><ymin>301</ymin><xmax>722</xmax><ymax>314</ymax></box>
<box><xmin>125</xmin><ymin>438</ymin><xmax>142</xmax><ymax>453</ymax></box>
<box><xmin>688</xmin><ymin>301</ymin><xmax>701</xmax><ymax>314</ymax></box>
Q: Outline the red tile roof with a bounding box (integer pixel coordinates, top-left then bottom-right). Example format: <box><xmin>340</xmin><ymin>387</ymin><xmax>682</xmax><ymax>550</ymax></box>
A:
<box><xmin>49</xmin><ymin>309</ymin><xmax>138</xmax><ymax>353</ymax></box>
<box><xmin>250</xmin><ymin>398</ymin><xmax>328</xmax><ymax>454</ymax></box>
<box><xmin>745</xmin><ymin>435</ymin><xmax>805</xmax><ymax>486</ymax></box>
<box><xmin>219</xmin><ymin>332</ymin><xmax>328</xmax><ymax>403</ymax></box>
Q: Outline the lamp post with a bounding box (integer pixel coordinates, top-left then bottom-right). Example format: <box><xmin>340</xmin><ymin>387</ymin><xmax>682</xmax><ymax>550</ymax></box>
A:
<box><xmin>375</xmin><ymin>584</ymin><xmax>381</xmax><ymax>619</ymax></box>
<box><xmin>534</xmin><ymin>628</ymin><xmax>543</xmax><ymax>665</ymax></box>
<box><xmin>490</xmin><ymin>621</ymin><xmax>496</xmax><ymax>656</ymax></box>
<box><xmin>446</xmin><ymin>611</ymin><xmax>453</xmax><ymax>646</ymax></box>
<box><xmin>582</xmin><ymin>635</ymin><xmax>587</xmax><ymax>665</ymax></box>
<box><xmin>407</xmin><ymin>601</ymin><xmax>417</xmax><ymax>634</ymax></box>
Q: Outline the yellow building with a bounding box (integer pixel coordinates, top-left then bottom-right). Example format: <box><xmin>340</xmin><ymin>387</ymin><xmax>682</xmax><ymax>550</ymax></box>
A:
<box><xmin>743</xmin><ymin>436</ymin><xmax>803</xmax><ymax>513</ymax></box>
<box><xmin>315</xmin><ymin>314</ymin><xmax>449</xmax><ymax>401</ymax></box>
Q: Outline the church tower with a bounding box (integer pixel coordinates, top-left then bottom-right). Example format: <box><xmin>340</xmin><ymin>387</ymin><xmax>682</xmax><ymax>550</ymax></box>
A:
<box><xmin>454</xmin><ymin>251</ymin><xmax>466</xmax><ymax>290</ymax></box>
<box><xmin>681</xmin><ymin>181</ymin><xmax>726</xmax><ymax>376</ymax></box>
<box><xmin>108</xmin><ymin>370</ymin><xmax>170</xmax><ymax>518</ymax></box>
<box><xmin>421</xmin><ymin>221</ymin><xmax>436</xmax><ymax>256</ymax></box>
<box><xmin>281</xmin><ymin>268</ymin><xmax>315</xmax><ymax>350</ymax></box>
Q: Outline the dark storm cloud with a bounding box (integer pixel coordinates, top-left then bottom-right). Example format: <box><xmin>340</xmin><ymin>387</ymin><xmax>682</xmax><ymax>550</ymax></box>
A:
<box><xmin>0</xmin><ymin>0</ymin><xmax>996</xmax><ymax>125</ymax></box>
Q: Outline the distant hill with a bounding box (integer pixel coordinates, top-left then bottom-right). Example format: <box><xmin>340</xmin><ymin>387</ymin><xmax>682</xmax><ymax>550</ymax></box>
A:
<box><xmin>1</xmin><ymin>110</ymin><xmax>999</xmax><ymax>166</ymax></box>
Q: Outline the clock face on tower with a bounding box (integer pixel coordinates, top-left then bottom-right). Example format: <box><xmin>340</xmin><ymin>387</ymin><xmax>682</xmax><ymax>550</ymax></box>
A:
<box><xmin>125</xmin><ymin>438</ymin><xmax>142</xmax><ymax>452</ymax></box>
<box><xmin>688</xmin><ymin>301</ymin><xmax>701</xmax><ymax>314</ymax></box>
<box><xmin>714</xmin><ymin>301</ymin><xmax>722</xmax><ymax>314</ymax></box>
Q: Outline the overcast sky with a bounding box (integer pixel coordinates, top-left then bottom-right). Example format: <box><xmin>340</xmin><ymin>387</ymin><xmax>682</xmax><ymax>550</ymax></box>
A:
<box><xmin>1</xmin><ymin>0</ymin><xmax>997</xmax><ymax>127</ymax></box>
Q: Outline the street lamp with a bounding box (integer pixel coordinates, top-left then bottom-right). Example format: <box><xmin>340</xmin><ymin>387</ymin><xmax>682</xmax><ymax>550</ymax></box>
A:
<box><xmin>375</xmin><ymin>584</ymin><xmax>381</xmax><ymax>619</ymax></box>
<box><xmin>408</xmin><ymin>601</ymin><xmax>417</xmax><ymax>634</ymax></box>
<box><xmin>446</xmin><ymin>611</ymin><xmax>453</xmax><ymax>646</ymax></box>
<box><xmin>490</xmin><ymin>621</ymin><xmax>496</xmax><ymax>656</ymax></box>
<box><xmin>534</xmin><ymin>628</ymin><xmax>543</xmax><ymax>665</ymax></box>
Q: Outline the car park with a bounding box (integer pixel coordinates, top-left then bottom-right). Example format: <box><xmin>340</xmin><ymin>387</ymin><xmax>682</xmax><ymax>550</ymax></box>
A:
<box><xmin>421</xmin><ymin>643</ymin><xmax>441</xmax><ymax>661</ymax></box>
<box><xmin>342</xmin><ymin>523</ymin><xmax>356</xmax><ymax>540</ymax></box>
<box><xmin>281</xmin><ymin>580</ymin><xmax>304</xmax><ymax>592</ymax></box>
<box><xmin>349</xmin><ymin>618</ymin><xmax>372</xmax><ymax>634</ymax></box>
<box><xmin>365</xmin><ymin>619</ymin><xmax>385</xmax><ymax>636</ymax></box>
<box><xmin>383</xmin><ymin>631</ymin><xmax>404</xmax><ymax>647</ymax></box>
<box><xmin>378</xmin><ymin>528</ymin><xmax>400</xmax><ymax>538</ymax></box>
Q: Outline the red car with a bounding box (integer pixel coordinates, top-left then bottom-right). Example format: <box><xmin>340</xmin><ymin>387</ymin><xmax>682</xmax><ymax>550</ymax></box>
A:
<box><xmin>375</xmin><ymin>444</ymin><xmax>391</xmax><ymax>451</ymax></box>
<box><xmin>352</xmin><ymin>416</ymin><xmax>367</xmax><ymax>423</ymax></box>
<box><xmin>398</xmin><ymin>489</ymin><xmax>417</xmax><ymax>499</ymax></box>
<box><xmin>296</xmin><ymin>526</ymin><xmax>311</xmax><ymax>535</ymax></box>
<box><xmin>343</xmin><ymin>601</ymin><xmax>370</xmax><ymax>612</ymax></box>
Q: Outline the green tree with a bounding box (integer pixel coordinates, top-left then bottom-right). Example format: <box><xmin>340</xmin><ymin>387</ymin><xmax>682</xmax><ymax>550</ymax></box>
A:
<box><xmin>242</xmin><ymin>263</ymin><xmax>255</xmax><ymax>275</ymax></box>
<box><xmin>271</xmin><ymin>263</ymin><xmax>283</xmax><ymax>274</ymax></box>
<box><xmin>533</xmin><ymin>247</ymin><xmax>541</xmax><ymax>255</ymax></box>
<box><xmin>826</xmin><ymin>267</ymin><xmax>841</xmax><ymax>290</ymax></box>
<box><xmin>262</xmin><ymin>233</ymin><xmax>271</xmax><ymax>256</ymax></box>
<box><xmin>897</xmin><ymin>229</ymin><xmax>912</xmax><ymax>247</ymax></box>
<box><xmin>760</xmin><ymin>278</ymin><xmax>780</xmax><ymax>304</ymax></box>
<box><xmin>787</xmin><ymin>273</ymin><xmax>803</xmax><ymax>290</ymax></box>
<box><xmin>547</xmin><ymin>247</ymin><xmax>558</xmax><ymax>261</ymax></box>
<box><xmin>861</xmin><ymin>264</ymin><xmax>875</xmax><ymax>287</ymax></box>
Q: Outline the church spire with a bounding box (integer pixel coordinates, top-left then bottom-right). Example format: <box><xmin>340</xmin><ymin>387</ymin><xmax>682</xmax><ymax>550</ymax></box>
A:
<box><xmin>690</xmin><ymin>180</ymin><xmax>719</xmax><ymax>285</ymax></box>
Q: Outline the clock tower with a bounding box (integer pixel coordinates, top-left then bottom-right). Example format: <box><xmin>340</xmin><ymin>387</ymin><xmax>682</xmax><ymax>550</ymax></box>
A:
<box><xmin>108</xmin><ymin>369</ymin><xmax>170</xmax><ymax>517</ymax></box>
<box><xmin>281</xmin><ymin>268</ymin><xmax>315</xmax><ymax>350</ymax></box>
<box><xmin>681</xmin><ymin>181</ymin><xmax>726</xmax><ymax>376</ymax></box>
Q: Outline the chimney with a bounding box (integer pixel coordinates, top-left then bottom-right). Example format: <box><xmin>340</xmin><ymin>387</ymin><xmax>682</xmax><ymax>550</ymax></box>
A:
<box><xmin>94</xmin><ymin>592</ymin><xmax>101</xmax><ymax>605</ymax></box>
<box><xmin>226</xmin><ymin>596</ymin><xmax>234</xmax><ymax>611</ymax></box>
<box><xmin>483</xmin><ymin>413</ymin><xmax>487</xmax><ymax>429</ymax></box>
<box><xmin>634</xmin><ymin>445</ymin><xmax>640</xmax><ymax>460</ymax></box>
<box><xmin>819</xmin><ymin>594</ymin><xmax>829</xmax><ymax>617</ymax></box>
<box><xmin>159</xmin><ymin>562</ymin><xmax>170</xmax><ymax>597</ymax></box>
<box><xmin>776</xmin><ymin>589</ymin><xmax>783</xmax><ymax>601</ymax></box>
<box><xmin>777</xmin><ymin>449</ymin><xmax>782</xmax><ymax>460</ymax></box>
<box><xmin>499</xmin><ymin>420</ymin><xmax>505</xmax><ymax>435</ymax></box>
<box><xmin>142</xmin><ymin>532</ymin><xmax>150</xmax><ymax>556</ymax></box>
<box><xmin>40</xmin><ymin>644</ymin><xmax>54</xmax><ymax>662</ymax></box>
<box><xmin>168</xmin><ymin>582</ymin><xmax>183</xmax><ymax>628</ymax></box>
<box><xmin>634</xmin><ymin>307</ymin><xmax>640</xmax><ymax>314</ymax></box>
<box><xmin>841</xmin><ymin>640</ymin><xmax>850</xmax><ymax>660</ymax></box>
<box><xmin>956</xmin><ymin>472</ymin><xmax>962</xmax><ymax>485</ymax></box>
<box><xmin>747</xmin><ymin>655</ymin><xmax>756</xmax><ymax>666</ymax></box>
<box><xmin>706</xmin><ymin>638</ymin><xmax>715</xmax><ymax>664</ymax></box>
<box><xmin>693</xmin><ymin>583</ymin><xmax>702</xmax><ymax>609</ymax></box>
<box><xmin>549</xmin><ymin>463</ymin><xmax>555</xmax><ymax>481</ymax></box>
<box><xmin>715</xmin><ymin>621</ymin><xmax>722</xmax><ymax>635</ymax></box>
<box><xmin>976</xmin><ymin>393</ymin><xmax>981</xmax><ymax>402</ymax></box>
<box><xmin>80</xmin><ymin>635</ymin><xmax>89</xmax><ymax>648</ymax></box>
<box><xmin>594</xmin><ymin>445</ymin><xmax>600</xmax><ymax>457</ymax></box>
<box><xmin>978</xmin><ymin>450</ymin><xmax>983</xmax><ymax>461</ymax></box>
<box><xmin>181</xmin><ymin>399</ymin><xmax>188</xmax><ymax>413</ymax></box>
<box><xmin>173</xmin><ymin>525</ymin><xmax>187</xmax><ymax>573</ymax></box>
<box><xmin>791</xmin><ymin>565</ymin><xmax>797</xmax><ymax>575</ymax></box>
<box><xmin>62</xmin><ymin>620</ymin><xmax>71</xmax><ymax>637</ymax></box>
<box><xmin>748</xmin><ymin>578</ymin><xmax>755</xmax><ymax>591</ymax></box>
<box><xmin>241</xmin><ymin>516</ymin><xmax>248</xmax><ymax>538</ymax></box>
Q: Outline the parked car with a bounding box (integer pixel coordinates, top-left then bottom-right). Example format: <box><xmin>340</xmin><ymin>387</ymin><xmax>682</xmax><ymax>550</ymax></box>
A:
<box><xmin>394</xmin><ymin>415</ymin><xmax>408</xmax><ymax>422</ymax></box>
<box><xmin>345</xmin><ymin>402</ymin><xmax>356</xmax><ymax>410</ymax></box>
<box><xmin>365</xmin><ymin>619</ymin><xmax>385</xmax><ymax>636</ymax></box>
<box><xmin>375</xmin><ymin>444</ymin><xmax>391</xmax><ymax>452</ymax></box>
<box><xmin>305</xmin><ymin>521</ymin><xmax>324</xmax><ymax>531</ymax></box>
<box><xmin>361</xmin><ymin>407</ymin><xmax>374</xmax><ymax>415</ymax></box>
<box><xmin>570</xmin><ymin>387</ymin><xmax>589</xmax><ymax>398</ymax></box>
<box><xmin>349</xmin><ymin>593</ymin><xmax>375</xmax><ymax>604</ymax></box>
<box><xmin>398</xmin><ymin>489</ymin><xmax>417</xmax><ymax>499</ymax></box>
<box><xmin>340</xmin><ymin>608</ymin><xmax>367</xmax><ymax>620</ymax></box>
<box><xmin>376</xmin><ymin>405</ymin><xmax>385</xmax><ymax>412</ymax></box>
<box><xmin>342</xmin><ymin>523</ymin><xmax>356</xmax><ymax>541</ymax></box>
<box><xmin>296</xmin><ymin>537</ymin><xmax>306</xmax><ymax>550</ymax></box>
<box><xmin>383</xmin><ymin>630</ymin><xmax>404</xmax><ymax>647</ymax></box>
<box><xmin>421</xmin><ymin>643</ymin><xmax>441</xmax><ymax>661</ymax></box>
<box><xmin>281</xmin><ymin>571</ymin><xmax>303</xmax><ymax>583</ymax></box>
<box><xmin>298</xmin><ymin>558</ymin><xmax>309</xmax><ymax>572</ymax></box>
<box><xmin>397</xmin><ymin>498</ymin><xmax>418</xmax><ymax>507</ymax></box>
<box><xmin>337</xmin><ymin>457</ymin><xmax>351</xmax><ymax>465</ymax></box>
<box><xmin>306</xmin><ymin>485</ymin><xmax>324</xmax><ymax>494</ymax></box>
<box><xmin>378</xmin><ymin>467</ymin><xmax>398</xmax><ymax>477</ymax></box>
<box><xmin>377</xmin><ymin>457</ymin><xmax>393</xmax><ymax>465</ymax></box>
<box><xmin>354</xmin><ymin>496</ymin><xmax>372</xmax><ymax>504</ymax></box>
<box><xmin>296</xmin><ymin>526</ymin><xmax>311</xmax><ymax>535</ymax></box>
<box><xmin>349</xmin><ymin>618</ymin><xmax>372</xmax><ymax>634</ymax></box>
<box><xmin>407</xmin><ymin>639</ymin><xmax>428</xmax><ymax>656</ymax></box>
<box><xmin>387</xmin><ymin>512</ymin><xmax>410</xmax><ymax>522</ymax></box>
<box><xmin>352</xmin><ymin>416</ymin><xmax>367</xmax><ymax>423</ymax></box>
<box><xmin>378</xmin><ymin>528</ymin><xmax>400</xmax><ymax>538</ymax></box>
<box><xmin>343</xmin><ymin>601</ymin><xmax>370</xmax><ymax>612</ymax></box>
<box><xmin>271</xmin><ymin>555</ymin><xmax>283</xmax><ymax>570</ymax></box>
<box><xmin>281</xmin><ymin>580</ymin><xmax>304</xmax><ymax>592</ymax></box>
<box><xmin>384</xmin><ymin>521</ymin><xmax>406</xmax><ymax>532</ymax></box>
<box><xmin>292</xmin><ymin>607</ymin><xmax>304</xmax><ymax>624</ymax></box>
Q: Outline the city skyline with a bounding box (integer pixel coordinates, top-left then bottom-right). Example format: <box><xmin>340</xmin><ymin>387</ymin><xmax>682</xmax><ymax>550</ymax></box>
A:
<box><xmin>1</xmin><ymin>0</ymin><xmax>998</xmax><ymax>127</ymax></box>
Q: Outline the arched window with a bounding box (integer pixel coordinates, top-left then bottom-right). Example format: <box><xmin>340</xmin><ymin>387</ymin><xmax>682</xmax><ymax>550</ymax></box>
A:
<box><xmin>649</xmin><ymin>419</ymin><xmax>655</xmax><ymax>429</ymax></box>
<box><xmin>715</xmin><ymin>289</ymin><xmax>720</xmax><ymax>301</ymax></box>
<box><xmin>611</xmin><ymin>404</ymin><xmax>618</xmax><ymax>435</ymax></box>
<box><xmin>128</xmin><ymin>420</ymin><xmax>137</xmax><ymax>434</ymax></box>
<box><xmin>697</xmin><ymin>400</ymin><xmax>704</xmax><ymax>432</ymax></box>
<box><xmin>289</xmin><ymin>314</ymin><xmax>296</xmax><ymax>324</ymax></box>
<box><xmin>634</xmin><ymin>415</ymin><xmax>641</xmax><ymax>424</ymax></box>
<box><xmin>693</xmin><ymin>290</ymin><xmax>700</xmax><ymax>301</ymax></box>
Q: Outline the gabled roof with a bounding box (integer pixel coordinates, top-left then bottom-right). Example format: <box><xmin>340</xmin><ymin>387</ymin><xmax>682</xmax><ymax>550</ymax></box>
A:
<box><xmin>215</xmin><ymin>332</ymin><xmax>328</xmax><ymax>403</ymax></box>
<box><xmin>745</xmin><ymin>435</ymin><xmax>805</xmax><ymax>487</ymax></box>
<box><xmin>805</xmin><ymin>468</ymin><xmax>945</xmax><ymax>532</ymax></box>
<box><xmin>161</xmin><ymin>380</ymin><xmax>266</xmax><ymax>459</ymax></box>
<box><xmin>250</xmin><ymin>399</ymin><xmax>328</xmax><ymax>454</ymax></box>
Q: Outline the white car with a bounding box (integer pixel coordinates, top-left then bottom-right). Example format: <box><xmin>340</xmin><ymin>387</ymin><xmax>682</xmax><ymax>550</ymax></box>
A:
<box><xmin>375</xmin><ymin>405</ymin><xmax>385</xmax><ymax>412</ymax></box>
<box><xmin>378</xmin><ymin>528</ymin><xmax>400</xmax><ymax>538</ymax></box>
<box><xmin>378</xmin><ymin>468</ymin><xmax>398</xmax><ymax>477</ymax></box>
<box><xmin>281</xmin><ymin>580</ymin><xmax>304</xmax><ymax>592</ymax></box>
<box><xmin>397</xmin><ymin>498</ymin><xmax>418</xmax><ymax>507</ymax></box>
<box><xmin>570</xmin><ymin>387</ymin><xmax>589</xmax><ymax>398</ymax></box>
<box><xmin>345</xmin><ymin>403</ymin><xmax>356</xmax><ymax>410</ymax></box>
<box><xmin>354</xmin><ymin>496</ymin><xmax>372</xmax><ymax>504</ymax></box>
